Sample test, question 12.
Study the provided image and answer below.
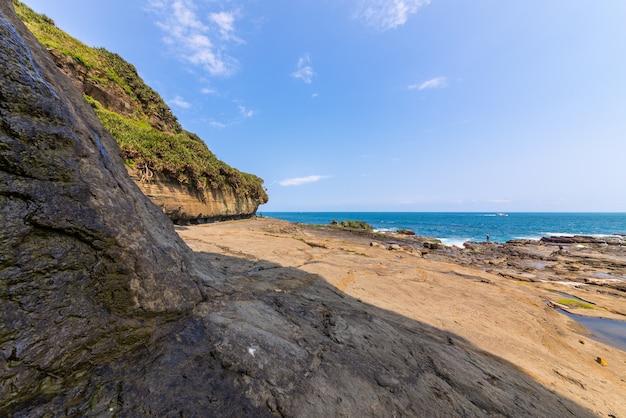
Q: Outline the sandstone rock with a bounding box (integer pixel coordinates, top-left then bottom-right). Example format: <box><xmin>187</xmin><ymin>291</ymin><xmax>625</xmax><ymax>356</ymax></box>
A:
<box><xmin>128</xmin><ymin>167</ymin><xmax>260</xmax><ymax>222</ymax></box>
<box><xmin>424</xmin><ymin>241</ymin><xmax>442</xmax><ymax>250</ymax></box>
<box><xmin>597</xmin><ymin>357</ymin><xmax>608</xmax><ymax>367</ymax></box>
<box><xmin>0</xmin><ymin>2</ymin><xmax>598</xmax><ymax>416</ymax></box>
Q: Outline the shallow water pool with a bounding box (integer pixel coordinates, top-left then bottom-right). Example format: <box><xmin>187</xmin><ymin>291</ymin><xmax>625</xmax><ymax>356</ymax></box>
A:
<box><xmin>559</xmin><ymin>310</ymin><xmax>626</xmax><ymax>352</ymax></box>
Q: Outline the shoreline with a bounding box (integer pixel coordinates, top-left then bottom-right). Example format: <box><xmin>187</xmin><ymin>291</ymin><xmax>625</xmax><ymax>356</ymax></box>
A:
<box><xmin>259</xmin><ymin>212</ymin><xmax>626</xmax><ymax>246</ymax></box>
<box><xmin>177</xmin><ymin>217</ymin><xmax>626</xmax><ymax>417</ymax></box>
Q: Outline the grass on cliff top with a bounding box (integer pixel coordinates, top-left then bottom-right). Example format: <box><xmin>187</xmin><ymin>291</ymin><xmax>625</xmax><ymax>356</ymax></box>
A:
<box><xmin>93</xmin><ymin>102</ymin><xmax>268</xmax><ymax>202</ymax></box>
<box><xmin>14</xmin><ymin>0</ymin><xmax>268</xmax><ymax>203</ymax></box>
<box><xmin>13</xmin><ymin>0</ymin><xmax>180</xmax><ymax>132</ymax></box>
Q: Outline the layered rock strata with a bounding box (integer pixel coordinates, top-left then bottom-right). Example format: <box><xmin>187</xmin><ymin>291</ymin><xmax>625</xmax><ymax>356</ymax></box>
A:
<box><xmin>0</xmin><ymin>2</ymin><xmax>597</xmax><ymax>416</ymax></box>
<box><xmin>127</xmin><ymin>168</ymin><xmax>260</xmax><ymax>223</ymax></box>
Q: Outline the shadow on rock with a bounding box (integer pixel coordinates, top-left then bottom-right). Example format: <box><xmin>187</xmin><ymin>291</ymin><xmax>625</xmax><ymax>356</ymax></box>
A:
<box><xmin>91</xmin><ymin>250</ymin><xmax>596</xmax><ymax>417</ymax></box>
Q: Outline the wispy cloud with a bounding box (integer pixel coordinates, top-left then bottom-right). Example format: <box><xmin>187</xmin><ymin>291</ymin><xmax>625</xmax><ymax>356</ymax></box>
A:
<box><xmin>238</xmin><ymin>105</ymin><xmax>255</xmax><ymax>118</ymax></box>
<box><xmin>279</xmin><ymin>175</ymin><xmax>331</xmax><ymax>186</ymax></box>
<box><xmin>208</xmin><ymin>102</ymin><xmax>255</xmax><ymax>128</ymax></box>
<box><xmin>210</xmin><ymin>11</ymin><xmax>243</xmax><ymax>43</ymax></box>
<box><xmin>409</xmin><ymin>76</ymin><xmax>447</xmax><ymax>90</ymax></box>
<box><xmin>146</xmin><ymin>0</ymin><xmax>240</xmax><ymax>76</ymax></box>
<box><xmin>209</xmin><ymin>120</ymin><xmax>227</xmax><ymax>129</ymax></box>
<box><xmin>169</xmin><ymin>95</ymin><xmax>192</xmax><ymax>108</ymax></box>
<box><xmin>354</xmin><ymin>0</ymin><xmax>431</xmax><ymax>31</ymax></box>
<box><xmin>291</xmin><ymin>54</ymin><xmax>316</xmax><ymax>84</ymax></box>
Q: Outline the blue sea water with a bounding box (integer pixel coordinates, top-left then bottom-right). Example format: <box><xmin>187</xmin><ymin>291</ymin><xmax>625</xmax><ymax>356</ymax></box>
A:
<box><xmin>260</xmin><ymin>212</ymin><xmax>626</xmax><ymax>246</ymax></box>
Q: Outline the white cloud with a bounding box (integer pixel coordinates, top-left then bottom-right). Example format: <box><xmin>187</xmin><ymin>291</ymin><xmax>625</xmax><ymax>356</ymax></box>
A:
<box><xmin>210</xmin><ymin>11</ymin><xmax>241</xmax><ymax>42</ymax></box>
<box><xmin>210</xmin><ymin>120</ymin><xmax>227</xmax><ymax>129</ymax></box>
<box><xmin>169</xmin><ymin>95</ymin><xmax>192</xmax><ymax>108</ymax></box>
<box><xmin>354</xmin><ymin>0</ymin><xmax>430</xmax><ymax>31</ymax></box>
<box><xmin>201</xmin><ymin>87</ymin><xmax>216</xmax><ymax>95</ymax></box>
<box><xmin>279</xmin><ymin>175</ymin><xmax>331</xmax><ymax>187</ymax></box>
<box><xmin>291</xmin><ymin>54</ymin><xmax>316</xmax><ymax>84</ymax></box>
<box><xmin>409</xmin><ymin>76</ymin><xmax>447</xmax><ymax>90</ymax></box>
<box><xmin>238</xmin><ymin>105</ymin><xmax>255</xmax><ymax>118</ymax></box>
<box><xmin>208</xmin><ymin>102</ymin><xmax>255</xmax><ymax>128</ymax></box>
<box><xmin>147</xmin><ymin>0</ymin><xmax>240</xmax><ymax>76</ymax></box>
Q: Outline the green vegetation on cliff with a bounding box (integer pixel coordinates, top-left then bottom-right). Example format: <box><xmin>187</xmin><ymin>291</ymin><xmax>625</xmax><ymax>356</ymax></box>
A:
<box><xmin>14</xmin><ymin>0</ymin><xmax>268</xmax><ymax>203</ymax></box>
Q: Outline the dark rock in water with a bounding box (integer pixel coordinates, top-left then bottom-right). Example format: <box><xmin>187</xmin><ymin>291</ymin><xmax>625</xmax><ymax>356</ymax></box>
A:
<box><xmin>0</xmin><ymin>2</ymin><xmax>596</xmax><ymax>416</ymax></box>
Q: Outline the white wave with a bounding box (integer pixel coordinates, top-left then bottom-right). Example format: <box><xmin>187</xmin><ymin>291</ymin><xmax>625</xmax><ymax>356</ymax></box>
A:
<box><xmin>440</xmin><ymin>238</ymin><xmax>471</xmax><ymax>248</ymax></box>
<box><xmin>546</xmin><ymin>232</ymin><xmax>624</xmax><ymax>239</ymax></box>
<box><xmin>513</xmin><ymin>236</ymin><xmax>543</xmax><ymax>241</ymax></box>
<box><xmin>373</xmin><ymin>227</ymin><xmax>397</xmax><ymax>233</ymax></box>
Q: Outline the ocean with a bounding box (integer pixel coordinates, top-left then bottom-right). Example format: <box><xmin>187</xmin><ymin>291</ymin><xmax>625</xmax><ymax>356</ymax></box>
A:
<box><xmin>260</xmin><ymin>212</ymin><xmax>626</xmax><ymax>247</ymax></box>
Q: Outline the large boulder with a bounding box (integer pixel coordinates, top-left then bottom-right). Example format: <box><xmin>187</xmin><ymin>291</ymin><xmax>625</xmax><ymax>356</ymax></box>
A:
<box><xmin>0</xmin><ymin>2</ymin><xmax>595</xmax><ymax>416</ymax></box>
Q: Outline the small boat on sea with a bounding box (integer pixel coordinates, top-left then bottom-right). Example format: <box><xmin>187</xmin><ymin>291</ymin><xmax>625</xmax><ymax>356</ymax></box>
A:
<box><xmin>497</xmin><ymin>213</ymin><xmax>508</xmax><ymax>217</ymax></box>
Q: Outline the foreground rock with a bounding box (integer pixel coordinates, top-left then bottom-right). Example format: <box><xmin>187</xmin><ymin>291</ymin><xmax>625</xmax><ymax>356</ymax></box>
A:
<box><xmin>0</xmin><ymin>2</ymin><xmax>609</xmax><ymax>416</ymax></box>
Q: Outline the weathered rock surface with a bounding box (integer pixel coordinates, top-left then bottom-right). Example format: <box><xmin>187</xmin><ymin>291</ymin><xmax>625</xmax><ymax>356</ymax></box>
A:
<box><xmin>0</xmin><ymin>2</ymin><xmax>599</xmax><ymax>416</ymax></box>
<box><xmin>127</xmin><ymin>168</ymin><xmax>260</xmax><ymax>223</ymax></box>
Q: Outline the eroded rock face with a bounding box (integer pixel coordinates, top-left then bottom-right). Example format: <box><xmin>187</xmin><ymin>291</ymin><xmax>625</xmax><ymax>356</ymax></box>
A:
<box><xmin>127</xmin><ymin>168</ymin><xmax>260</xmax><ymax>222</ymax></box>
<box><xmin>0</xmin><ymin>2</ymin><xmax>597</xmax><ymax>416</ymax></box>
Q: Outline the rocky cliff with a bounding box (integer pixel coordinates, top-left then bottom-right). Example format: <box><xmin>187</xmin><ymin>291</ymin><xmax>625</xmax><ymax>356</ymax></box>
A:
<box><xmin>0</xmin><ymin>1</ymin><xmax>596</xmax><ymax>416</ymax></box>
<box><xmin>127</xmin><ymin>168</ymin><xmax>261</xmax><ymax>223</ymax></box>
<box><xmin>15</xmin><ymin>1</ymin><xmax>267</xmax><ymax>222</ymax></box>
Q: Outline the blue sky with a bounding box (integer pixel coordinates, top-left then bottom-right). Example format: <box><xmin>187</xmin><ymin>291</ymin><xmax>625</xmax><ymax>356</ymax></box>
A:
<box><xmin>23</xmin><ymin>0</ymin><xmax>626</xmax><ymax>212</ymax></box>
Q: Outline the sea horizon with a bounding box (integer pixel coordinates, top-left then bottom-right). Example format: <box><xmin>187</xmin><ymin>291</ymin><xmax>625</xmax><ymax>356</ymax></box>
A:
<box><xmin>260</xmin><ymin>212</ymin><xmax>626</xmax><ymax>246</ymax></box>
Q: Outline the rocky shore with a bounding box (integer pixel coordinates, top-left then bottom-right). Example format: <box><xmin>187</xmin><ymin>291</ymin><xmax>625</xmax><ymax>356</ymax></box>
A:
<box><xmin>177</xmin><ymin>218</ymin><xmax>626</xmax><ymax>417</ymax></box>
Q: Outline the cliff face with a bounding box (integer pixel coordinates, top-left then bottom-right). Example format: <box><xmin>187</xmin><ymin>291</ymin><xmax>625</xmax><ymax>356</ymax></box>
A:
<box><xmin>127</xmin><ymin>168</ymin><xmax>261</xmax><ymax>222</ymax></box>
<box><xmin>0</xmin><ymin>2</ymin><xmax>597</xmax><ymax>416</ymax></box>
<box><xmin>15</xmin><ymin>2</ymin><xmax>267</xmax><ymax>222</ymax></box>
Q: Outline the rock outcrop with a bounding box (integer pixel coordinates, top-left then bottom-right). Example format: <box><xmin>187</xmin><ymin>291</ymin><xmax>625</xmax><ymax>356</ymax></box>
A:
<box><xmin>0</xmin><ymin>2</ymin><xmax>597</xmax><ymax>416</ymax></box>
<box><xmin>127</xmin><ymin>168</ymin><xmax>260</xmax><ymax>223</ymax></box>
<box><xmin>540</xmin><ymin>235</ymin><xmax>626</xmax><ymax>246</ymax></box>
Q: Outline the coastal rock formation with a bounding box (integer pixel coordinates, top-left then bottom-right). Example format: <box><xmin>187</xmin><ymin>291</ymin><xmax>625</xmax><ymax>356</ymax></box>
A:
<box><xmin>127</xmin><ymin>168</ymin><xmax>260</xmax><ymax>222</ymax></box>
<box><xmin>49</xmin><ymin>48</ymin><xmax>263</xmax><ymax>223</ymax></box>
<box><xmin>16</xmin><ymin>3</ymin><xmax>266</xmax><ymax>222</ymax></box>
<box><xmin>0</xmin><ymin>2</ymin><xmax>598</xmax><ymax>416</ymax></box>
